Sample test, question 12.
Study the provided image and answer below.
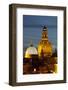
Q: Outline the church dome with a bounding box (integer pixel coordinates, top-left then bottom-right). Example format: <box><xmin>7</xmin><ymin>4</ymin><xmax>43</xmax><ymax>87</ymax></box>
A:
<box><xmin>38</xmin><ymin>41</ymin><xmax>52</xmax><ymax>57</ymax></box>
<box><xmin>25</xmin><ymin>42</ymin><xmax>38</xmax><ymax>58</ymax></box>
<box><xmin>38</xmin><ymin>26</ymin><xmax>52</xmax><ymax>57</ymax></box>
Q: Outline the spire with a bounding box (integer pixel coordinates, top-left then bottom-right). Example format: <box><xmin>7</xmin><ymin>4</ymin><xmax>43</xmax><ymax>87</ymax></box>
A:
<box><xmin>42</xmin><ymin>26</ymin><xmax>48</xmax><ymax>40</ymax></box>
<box><xmin>30</xmin><ymin>40</ymin><xmax>33</xmax><ymax>47</ymax></box>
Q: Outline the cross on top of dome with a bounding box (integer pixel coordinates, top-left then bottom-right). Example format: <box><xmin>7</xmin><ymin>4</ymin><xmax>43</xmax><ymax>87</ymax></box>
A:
<box><xmin>30</xmin><ymin>40</ymin><xmax>33</xmax><ymax>47</ymax></box>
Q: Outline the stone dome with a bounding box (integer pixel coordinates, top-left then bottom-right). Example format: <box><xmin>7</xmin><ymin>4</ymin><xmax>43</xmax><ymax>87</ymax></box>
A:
<box><xmin>38</xmin><ymin>41</ymin><xmax>52</xmax><ymax>57</ymax></box>
<box><xmin>25</xmin><ymin>46</ymin><xmax>38</xmax><ymax>58</ymax></box>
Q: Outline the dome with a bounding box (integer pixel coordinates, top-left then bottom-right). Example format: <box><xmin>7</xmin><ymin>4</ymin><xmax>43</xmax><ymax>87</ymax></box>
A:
<box><xmin>38</xmin><ymin>41</ymin><xmax>52</xmax><ymax>57</ymax></box>
<box><xmin>38</xmin><ymin>26</ymin><xmax>52</xmax><ymax>57</ymax></box>
<box><xmin>42</xmin><ymin>42</ymin><xmax>52</xmax><ymax>56</ymax></box>
<box><xmin>25</xmin><ymin>46</ymin><xmax>38</xmax><ymax>58</ymax></box>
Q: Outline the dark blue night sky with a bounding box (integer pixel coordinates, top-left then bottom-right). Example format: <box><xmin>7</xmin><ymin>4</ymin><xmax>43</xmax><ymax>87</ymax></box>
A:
<box><xmin>23</xmin><ymin>15</ymin><xmax>57</xmax><ymax>49</ymax></box>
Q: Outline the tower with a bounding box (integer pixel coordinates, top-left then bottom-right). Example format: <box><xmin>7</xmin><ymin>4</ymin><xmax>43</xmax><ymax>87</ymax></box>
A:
<box><xmin>38</xmin><ymin>26</ymin><xmax>52</xmax><ymax>58</ymax></box>
<box><xmin>41</xmin><ymin>26</ymin><xmax>48</xmax><ymax>41</ymax></box>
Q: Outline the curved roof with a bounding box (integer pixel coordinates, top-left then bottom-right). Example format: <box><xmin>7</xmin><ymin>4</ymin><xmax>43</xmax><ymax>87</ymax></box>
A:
<box><xmin>25</xmin><ymin>46</ymin><xmax>38</xmax><ymax>55</ymax></box>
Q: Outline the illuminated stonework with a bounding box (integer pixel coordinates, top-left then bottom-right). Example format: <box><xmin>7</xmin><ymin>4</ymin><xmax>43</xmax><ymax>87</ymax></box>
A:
<box><xmin>38</xmin><ymin>26</ymin><xmax>52</xmax><ymax>58</ymax></box>
<box><xmin>25</xmin><ymin>41</ymin><xmax>38</xmax><ymax>58</ymax></box>
<box><xmin>24</xmin><ymin>26</ymin><xmax>57</xmax><ymax>74</ymax></box>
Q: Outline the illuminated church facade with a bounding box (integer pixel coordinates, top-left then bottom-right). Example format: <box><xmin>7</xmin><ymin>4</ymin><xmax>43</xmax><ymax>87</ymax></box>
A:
<box><xmin>23</xmin><ymin>26</ymin><xmax>57</xmax><ymax>74</ymax></box>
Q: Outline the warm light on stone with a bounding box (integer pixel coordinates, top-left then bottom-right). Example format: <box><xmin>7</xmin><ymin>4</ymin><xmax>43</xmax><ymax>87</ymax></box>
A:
<box><xmin>25</xmin><ymin>45</ymin><xmax>38</xmax><ymax>58</ymax></box>
<box><xmin>54</xmin><ymin>64</ymin><xmax>57</xmax><ymax>73</ymax></box>
<box><xmin>38</xmin><ymin>26</ymin><xmax>52</xmax><ymax>57</ymax></box>
<box><xmin>23</xmin><ymin>26</ymin><xmax>57</xmax><ymax>74</ymax></box>
<box><xmin>34</xmin><ymin>68</ymin><xmax>36</xmax><ymax>72</ymax></box>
